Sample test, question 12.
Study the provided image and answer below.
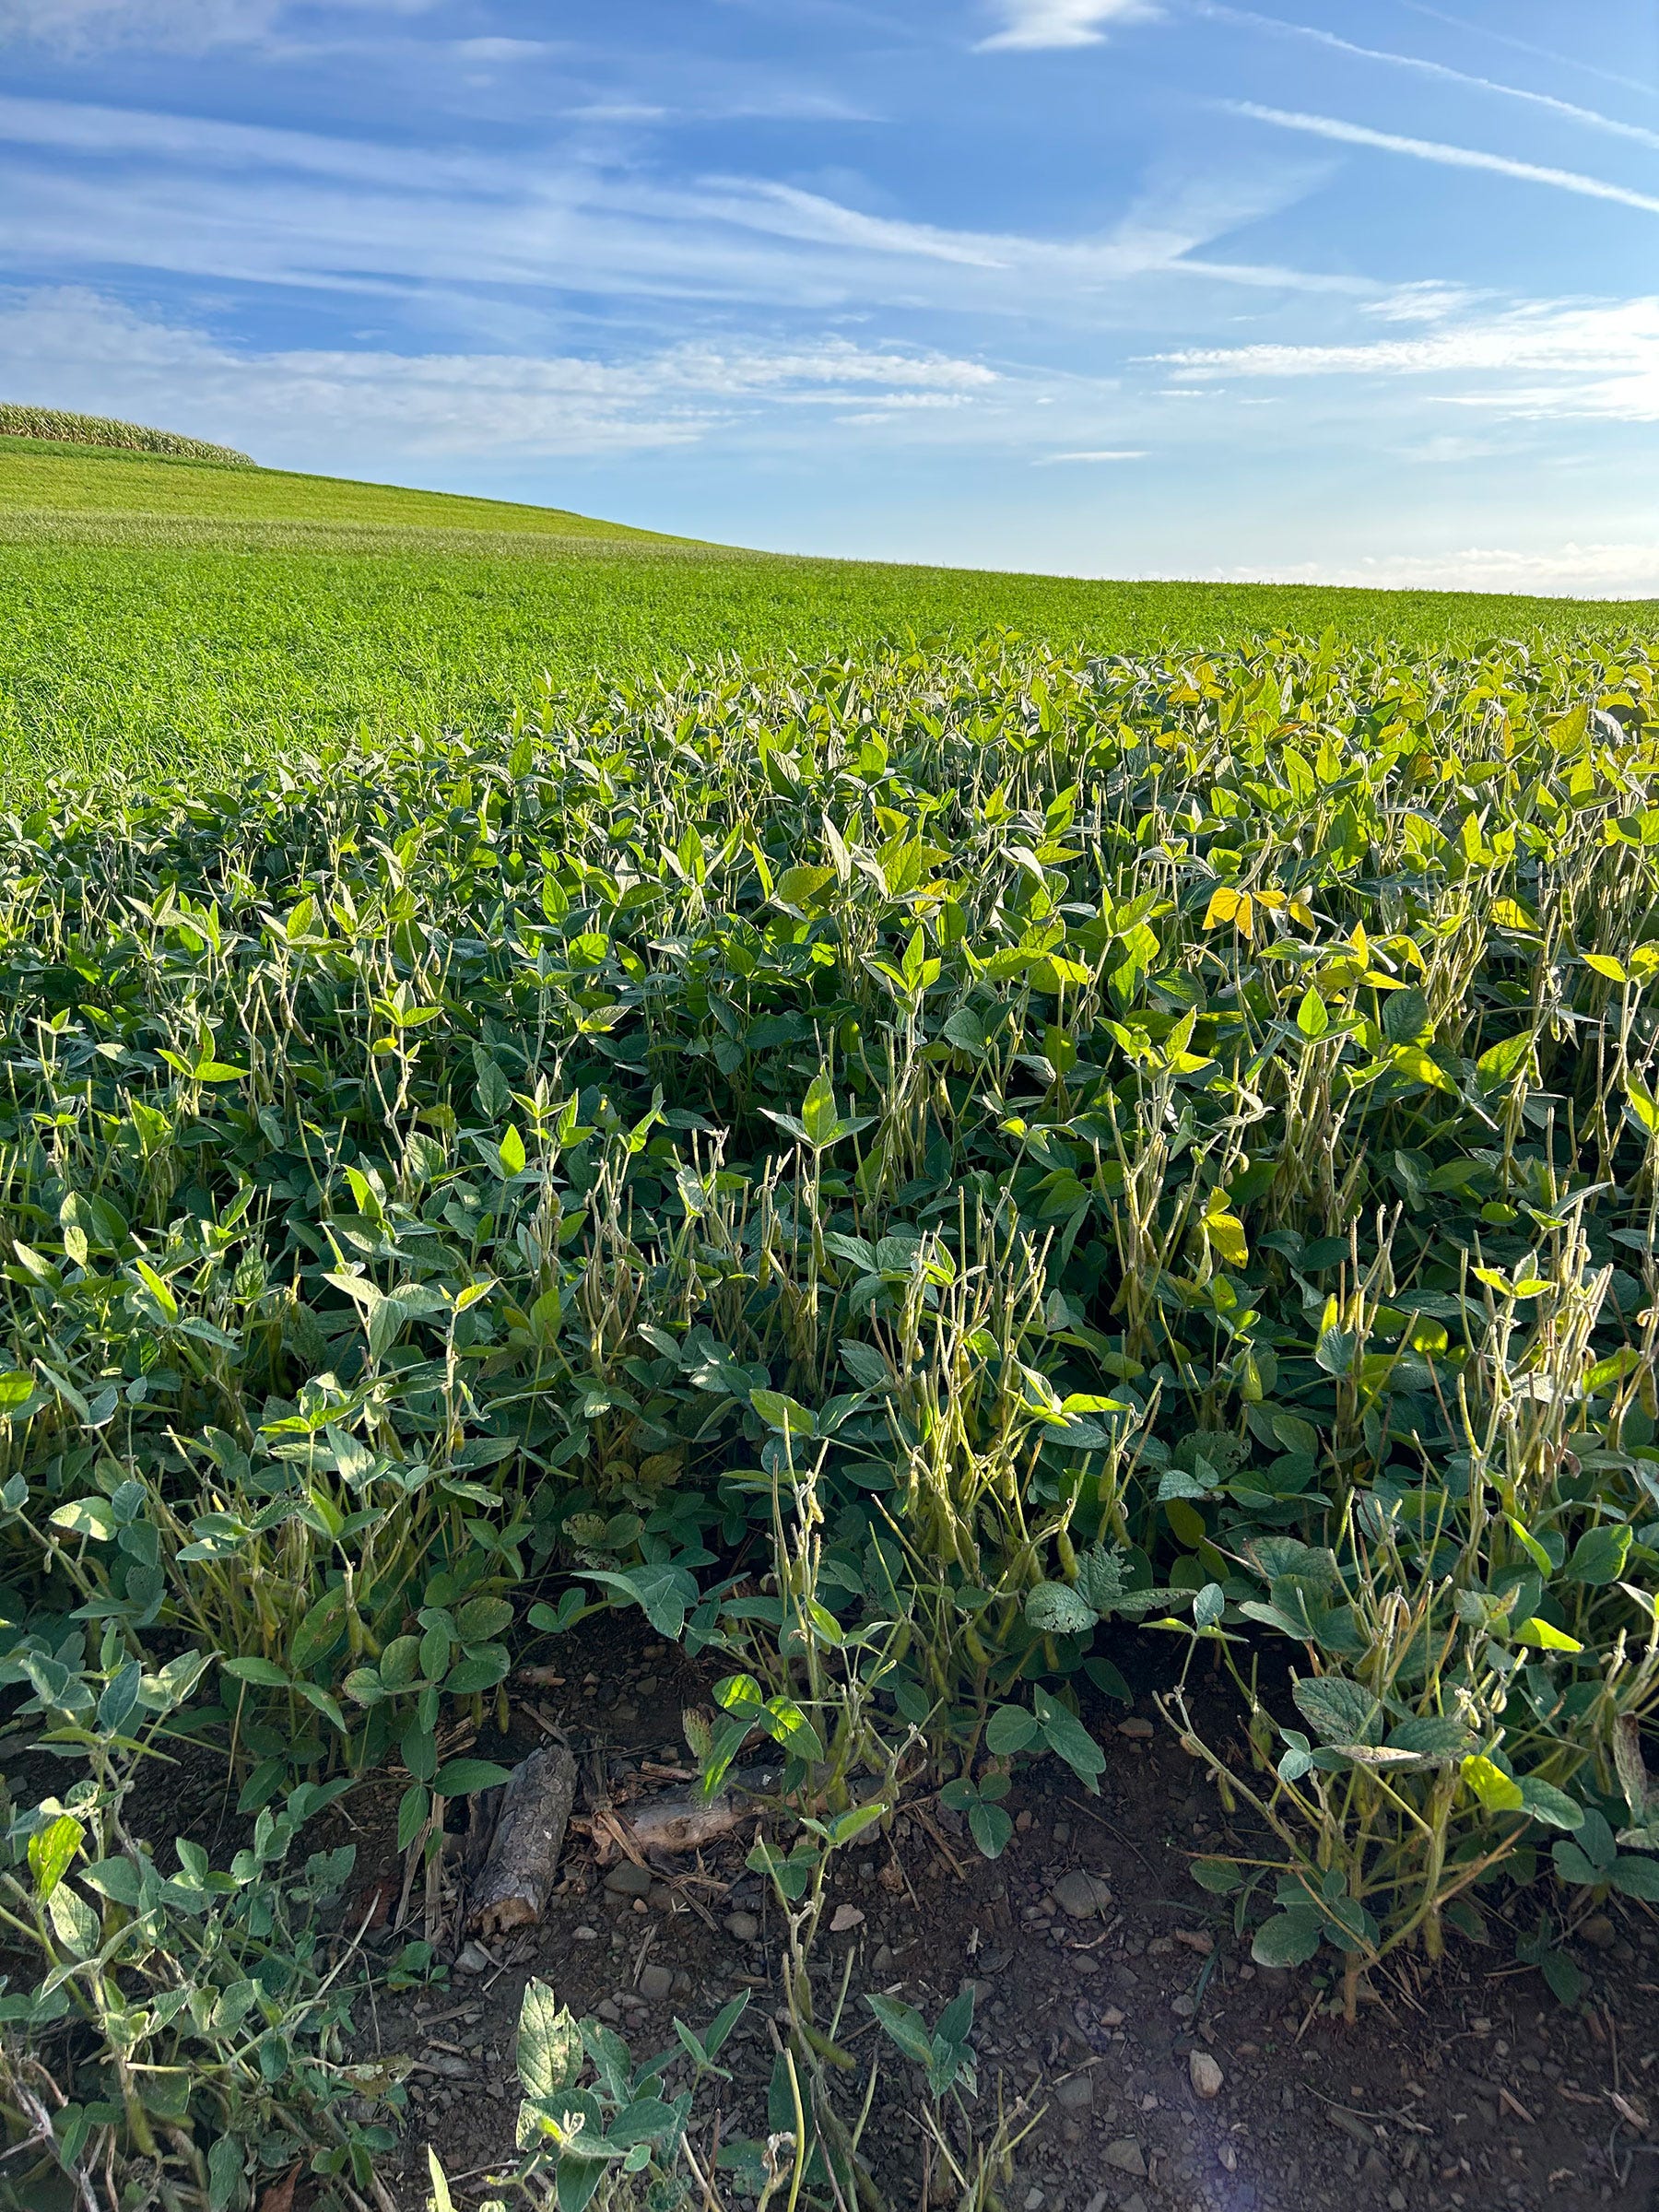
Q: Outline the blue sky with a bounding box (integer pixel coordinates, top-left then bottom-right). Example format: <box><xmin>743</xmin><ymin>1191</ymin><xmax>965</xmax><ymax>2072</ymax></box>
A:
<box><xmin>1</xmin><ymin>0</ymin><xmax>1656</xmax><ymax>592</ymax></box>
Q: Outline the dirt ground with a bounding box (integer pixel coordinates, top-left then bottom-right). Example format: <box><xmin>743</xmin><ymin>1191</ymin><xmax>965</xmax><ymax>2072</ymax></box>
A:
<box><xmin>314</xmin><ymin>1618</ymin><xmax>1659</xmax><ymax>2212</ymax></box>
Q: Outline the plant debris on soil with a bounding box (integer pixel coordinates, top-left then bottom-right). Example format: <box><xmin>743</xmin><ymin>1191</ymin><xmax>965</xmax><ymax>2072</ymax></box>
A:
<box><xmin>317</xmin><ymin>1618</ymin><xmax>1659</xmax><ymax>2212</ymax></box>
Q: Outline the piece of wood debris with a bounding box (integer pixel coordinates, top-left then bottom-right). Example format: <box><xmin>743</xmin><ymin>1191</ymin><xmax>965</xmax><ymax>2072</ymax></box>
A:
<box><xmin>467</xmin><ymin>1742</ymin><xmax>578</xmax><ymax>1938</ymax></box>
<box><xmin>590</xmin><ymin>1767</ymin><xmax>778</xmax><ymax>1861</ymax></box>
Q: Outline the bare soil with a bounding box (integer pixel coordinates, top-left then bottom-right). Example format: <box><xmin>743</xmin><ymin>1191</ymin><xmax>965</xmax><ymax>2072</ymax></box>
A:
<box><xmin>320</xmin><ymin>1618</ymin><xmax>1659</xmax><ymax>2212</ymax></box>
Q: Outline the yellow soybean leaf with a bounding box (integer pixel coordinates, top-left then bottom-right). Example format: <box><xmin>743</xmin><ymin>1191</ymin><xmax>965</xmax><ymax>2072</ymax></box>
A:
<box><xmin>1461</xmin><ymin>1753</ymin><xmax>1524</xmax><ymax>1815</ymax></box>
<box><xmin>1583</xmin><ymin>954</ymin><xmax>1630</xmax><ymax>983</ymax></box>
<box><xmin>1491</xmin><ymin>899</ymin><xmax>1538</xmax><ymax>934</ymax></box>
<box><xmin>1203</xmin><ymin>886</ymin><xmax>1241</xmax><ymax>928</ymax></box>
<box><xmin>1514</xmin><ymin>1618</ymin><xmax>1583</xmax><ymax>1653</ymax></box>
<box><xmin>1206</xmin><ymin>1207</ymin><xmax>1249</xmax><ymax>1269</ymax></box>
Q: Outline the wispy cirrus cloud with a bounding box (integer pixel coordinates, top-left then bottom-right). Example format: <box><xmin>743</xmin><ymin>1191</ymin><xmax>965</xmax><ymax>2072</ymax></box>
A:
<box><xmin>1158</xmin><ymin>295</ymin><xmax>1659</xmax><ymax>422</ymax></box>
<box><xmin>0</xmin><ymin>91</ymin><xmax>1349</xmax><ymax>318</ymax></box>
<box><xmin>977</xmin><ymin>0</ymin><xmax>1159</xmax><ymax>53</ymax></box>
<box><xmin>1203</xmin><ymin>5</ymin><xmax>1659</xmax><ymax>155</ymax></box>
<box><xmin>1230</xmin><ymin>103</ymin><xmax>1659</xmax><ymax>218</ymax></box>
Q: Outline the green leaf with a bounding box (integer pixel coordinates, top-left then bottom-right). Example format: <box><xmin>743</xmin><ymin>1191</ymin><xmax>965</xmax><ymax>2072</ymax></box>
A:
<box><xmin>582</xmin><ymin>1562</ymin><xmax>696</xmax><ymax>1641</ymax></box>
<box><xmin>984</xmin><ymin>1702</ymin><xmax>1039</xmax><ymax>1757</ymax></box>
<box><xmin>80</xmin><ymin>1856</ymin><xmax>143</xmax><ymax>1907</ymax></box>
<box><xmin>1564</xmin><ymin>1524</ymin><xmax>1631</xmax><ymax>1585</ymax></box>
<box><xmin>1251</xmin><ymin>1910</ymin><xmax>1323</xmax><ymax>1968</ymax></box>
<box><xmin>969</xmin><ymin>1801</ymin><xmax>1014</xmax><ymax>1859</ymax></box>
<box><xmin>1384</xmin><ymin>1715</ymin><xmax>1472</xmax><ymax>1760</ymax></box>
<box><xmin>49</xmin><ymin>1497</ymin><xmax>117</xmax><ymax>1542</ymax></box>
<box><xmin>221</xmin><ymin>1656</ymin><xmax>291</xmax><ymax>1688</ymax></box>
<box><xmin>518</xmin><ymin>1978</ymin><xmax>583</xmax><ymax>2099</ymax></box>
<box><xmin>207</xmin><ymin>2136</ymin><xmax>243</xmax><ymax>2212</ymax></box>
<box><xmin>433</xmin><ymin>1759</ymin><xmax>512</xmax><ymax>1797</ymax></box>
<box><xmin>396</xmin><ymin>1783</ymin><xmax>430</xmax><ymax>1851</ymax></box>
<box><xmin>865</xmin><ymin>1993</ymin><xmax>934</xmax><ymax>2068</ymax></box>
<box><xmin>1291</xmin><ymin>1675</ymin><xmax>1382</xmax><ymax>1747</ymax></box>
<box><xmin>749</xmin><ymin>1388</ymin><xmax>816</xmax><ymax>1438</ymax></box>
<box><xmin>456</xmin><ymin>1594</ymin><xmax>514</xmax><ymax>1642</ymax></box>
<box><xmin>47</xmin><ymin>1881</ymin><xmax>100</xmax><ymax>1957</ymax></box>
<box><xmin>28</xmin><ymin>1813</ymin><xmax>83</xmax><ymax>1900</ymax></box>
<box><xmin>288</xmin><ymin>1583</ymin><xmax>349</xmax><ymax>1673</ymax></box>
<box><xmin>1023</xmin><ymin>1581</ymin><xmax>1098</xmax><ymax>1637</ymax></box>
<box><xmin>1517</xmin><ymin>1777</ymin><xmax>1583</xmax><ymax>1831</ymax></box>
<box><xmin>1612</xmin><ymin>1854</ymin><xmax>1659</xmax><ymax>1901</ymax></box>
<box><xmin>1032</xmin><ymin>1688</ymin><xmax>1106</xmax><ymax>1790</ymax></box>
<box><xmin>1191</xmin><ymin>1857</ymin><xmax>1244</xmax><ymax>1894</ymax></box>
<box><xmin>1551</xmin><ymin>1841</ymin><xmax>1602</xmax><ymax>1887</ymax></box>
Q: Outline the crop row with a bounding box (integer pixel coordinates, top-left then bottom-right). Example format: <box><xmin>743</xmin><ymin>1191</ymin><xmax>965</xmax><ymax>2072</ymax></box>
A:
<box><xmin>1</xmin><ymin>628</ymin><xmax>1657</xmax><ymax>2201</ymax></box>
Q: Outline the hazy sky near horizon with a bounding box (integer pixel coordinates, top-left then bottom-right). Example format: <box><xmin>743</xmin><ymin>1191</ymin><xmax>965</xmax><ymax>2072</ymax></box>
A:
<box><xmin>1</xmin><ymin>0</ymin><xmax>1656</xmax><ymax>592</ymax></box>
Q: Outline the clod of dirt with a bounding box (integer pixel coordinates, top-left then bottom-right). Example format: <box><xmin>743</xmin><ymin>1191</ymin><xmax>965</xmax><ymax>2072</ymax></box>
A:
<box><xmin>1051</xmin><ymin>1868</ymin><xmax>1112</xmax><ymax>1918</ymax></box>
<box><xmin>1189</xmin><ymin>2050</ymin><xmax>1223</xmax><ymax>2099</ymax></box>
<box><xmin>724</xmin><ymin>1909</ymin><xmax>759</xmax><ymax>1941</ymax></box>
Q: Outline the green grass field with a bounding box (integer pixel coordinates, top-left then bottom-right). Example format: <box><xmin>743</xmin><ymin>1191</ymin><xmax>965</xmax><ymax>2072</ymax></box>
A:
<box><xmin>2</xmin><ymin>436</ymin><xmax>1653</xmax><ymax>800</ymax></box>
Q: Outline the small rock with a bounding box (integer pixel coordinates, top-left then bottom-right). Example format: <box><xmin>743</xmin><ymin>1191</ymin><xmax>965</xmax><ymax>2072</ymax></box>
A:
<box><xmin>830</xmin><ymin>1903</ymin><xmax>865</xmax><ymax>1933</ymax></box>
<box><xmin>1052</xmin><ymin>1870</ymin><xmax>1112</xmax><ymax>1919</ymax></box>
<box><xmin>1085</xmin><ymin>2194</ymin><xmax>1110</xmax><ymax>2212</ymax></box>
<box><xmin>1103</xmin><ymin>2138</ymin><xmax>1146</xmax><ymax>2177</ymax></box>
<box><xmin>1387</xmin><ymin>2192</ymin><xmax>1406</xmax><ymax>2211</ymax></box>
<box><xmin>1189</xmin><ymin>2052</ymin><xmax>1223</xmax><ymax>2100</ymax></box>
<box><xmin>1121</xmin><ymin>2197</ymin><xmax>1148</xmax><ymax>2212</ymax></box>
<box><xmin>1218</xmin><ymin>2143</ymin><xmax>1237</xmax><ymax>2173</ymax></box>
<box><xmin>1170</xmin><ymin>1992</ymin><xmax>1196</xmax><ymax>2019</ymax></box>
<box><xmin>572</xmin><ymin>1924</ymin><xmax>598</xmax><ymax>1942</ymax></box>
<box><xmin>1582</xmin><ymin>1913</ymin><xmax>1618</xmax><ymax>1952</ymax></box>
<box><xmin>604</xmin><ymin>1861</ymin><xmax>653</xmax><ymax>1900</ymax></box>
<box><xmin>872</xmin><ymin>1943</ymin><xmax>895</xmax><ymax>1976</ymax></box>
<box><xmin>1328</xmin><ymin>2110</ymin><xmax>1373</xmax><ymax>2148</ymax></box>
<box><xmin>1054</xmin><ymin>2073</ymin><xmax>1094</xmax><ymax>2111</ymax></box>
<box><xmin>1024</xmin><ymin>2192</ymin><xmax>1044</xmax><ymax>2210</ymax></box>
<box><xmin>724</xmin><ymin>1911</ymin><xmax>759</xmax><ymax>1943</ymax></box>
<box><xmin>638</xmin><ymin>1963</ymin><xmax>674</xmax><ymax>2003</ymax></box>
<box><xmin>595</xmin><ymin>1998</ymin><xmax>622</xmax><ymax>2022</ymax></box>
<box><xmin>1173</xmin><ymin>1928</ymin><xmax>1214</xmax><ymax>1955</ymax></box>
<box><xmin>1118</xmin><ymin>1716</ymin><xmax>1154</xmax><ymax>1739</ymax></box>
<box><xmin>455</xmin><ymin>1941</ymin><xmax>491</xmax><ymax>1975</ymax></box>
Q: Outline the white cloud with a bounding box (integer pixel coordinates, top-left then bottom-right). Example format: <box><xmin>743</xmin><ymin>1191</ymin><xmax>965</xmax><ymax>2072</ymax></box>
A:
<box><xmin>1032</xmin><ymin>448</ymin><xmax>1147</xmax><ymax>462</ymax></box>
<box><xmin>1242</xmin><ymin>541</ymin><xmax>1659</xmax><ymax>597</ymax></box>
<box><xmin>0</xmin><ymin>285</ymin><xmax>1000</xmax><ymax>460</ymax></box>
<box><xmin>1362</xmin><ymin>282</ymin><xmax>1480</xmax><ymax>324</ymax></box>
<box><xmin>0</xmin><ymin>0</ymin><xmax>433</xmax><ymax>51</ymax></box>
<box><xmin>978</xmin><ymin>0</ymin><xmax>1159</xmax><ymax>53</ymax></box>
<box><xmin>1157</xmin><ymin>295</ymin><xmax>1659</xmax><ymax>423</ymax></box>
<box><xmin>1230</xmin><ymin>104</ymin><xmax>1659</xmax><ymax>218</ymax></box>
